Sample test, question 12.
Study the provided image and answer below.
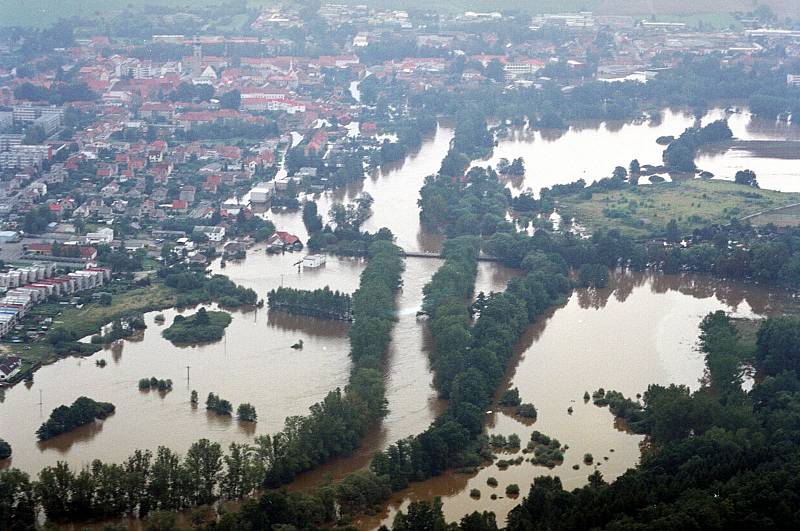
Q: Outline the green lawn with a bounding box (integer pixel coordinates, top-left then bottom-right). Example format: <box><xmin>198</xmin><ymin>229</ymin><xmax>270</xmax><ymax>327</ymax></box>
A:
<box><xmin>557</xmin><ymin>179</ymin><xmax>800</xmax><ymax>238</ymax></box>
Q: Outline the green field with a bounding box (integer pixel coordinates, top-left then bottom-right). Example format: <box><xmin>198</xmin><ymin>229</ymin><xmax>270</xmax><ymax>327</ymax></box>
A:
<box><xmin>5</xmin><ymin>282</ymin><xmax>178</xmax><ymax>364</ymax></box>
<box><xmin>2</xmin><ymin>0</ymin><xmax>797</xmax><ymax>28</ymax></box>
<box><xmin>557</xmin><ymin>179</ymin><xmax>800</xmax><ymax>238</ymax></box>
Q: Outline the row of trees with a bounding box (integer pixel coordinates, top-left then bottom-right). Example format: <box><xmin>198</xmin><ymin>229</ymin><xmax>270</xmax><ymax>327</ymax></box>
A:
<box><xmin>267</xmin><ymin>286</ymin><xmax>353</xmax><ymax>321</ymax></box>
<box><xmin>255</xmin><ymin>240</ymin><xmax>404</xmax><ymax>488</ymax></box>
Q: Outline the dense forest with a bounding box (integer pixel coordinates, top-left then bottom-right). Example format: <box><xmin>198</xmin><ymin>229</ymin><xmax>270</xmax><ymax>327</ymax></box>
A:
<box><xmin>267</xmin><ymin>286</ymin><xmax>353</xmax><ymax>321</ymax></box>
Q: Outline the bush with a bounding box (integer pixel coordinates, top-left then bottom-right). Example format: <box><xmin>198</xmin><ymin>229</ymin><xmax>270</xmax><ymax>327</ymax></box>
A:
<box><xmin>237</xmin><ymin>402</ymin><xmax>257</xmax><ymax>422</ymax></box>
<box><xmin>487</xmin><ymin>477</ymin><xmax>498</xmax><ymax>487</ymax></box>
<box><xmin>470</xmin><ymin>488</ymin><xmax>481</xmax><ymax>498</ymax></box>
<box><xmin>516</xmin><ymin>403</ymin><xmax>537</xmax><ymax>419</ymax></box>
<box><xmin>506</xmin><ymin>484</ymin><xmax>520</xmax><ymax>497</ymax></box>
<box><xmin>499</xmin><ymin>387</ymin><xmax>522</xmax><ymax>406</ymax></box>
<box><xmin>584</xmin><ymin>453</ymin><xmax>594</xmax><ymax>464</ymax></box>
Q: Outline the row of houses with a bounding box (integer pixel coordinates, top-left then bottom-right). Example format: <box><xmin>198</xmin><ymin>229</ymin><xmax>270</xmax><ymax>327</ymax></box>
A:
<box><xmin>0</xmin><ymin>265</ymin><xmax>111</xmax><ymax>338</ymax></box>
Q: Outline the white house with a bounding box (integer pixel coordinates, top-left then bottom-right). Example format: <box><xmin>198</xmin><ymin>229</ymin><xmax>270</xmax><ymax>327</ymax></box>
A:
<box><xmin>193</xmin><ymin>225</ymin><xmax>226</xmax><ymax>242</ymax></box>
<box><xmin>86</xmin><ymin>227</ymin><xmax>115</xmax><ymax>244</ymax></box>
<box><xmin>303</xmin><ymin>254</ymin><xmax>326</xmax><ymax>268</ymax></box>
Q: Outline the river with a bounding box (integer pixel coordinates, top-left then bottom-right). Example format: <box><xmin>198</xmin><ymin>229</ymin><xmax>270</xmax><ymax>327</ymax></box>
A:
<box><xmin>357</xmin><ymin>270</ymin><xmax>798</xmax><ymax>529</ymax></box>
<box><xmin>1</xmin><ymin>115</ymin><xmax>798</xmax><ymax>528</ymax></box>
<box><xmin>0</xmin><ymin>125</ymin><xmax>454</xmax><ymax>476</ymax></box>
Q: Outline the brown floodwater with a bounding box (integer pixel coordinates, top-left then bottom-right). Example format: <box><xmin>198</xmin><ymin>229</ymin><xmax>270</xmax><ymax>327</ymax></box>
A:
<box><xmin>264</xmin><ymin>123</ymin><xmax>454</xmax><ymax>253</ymax></box>
<box><xmin>478</xmin><ymin>108</ymin><xmax>800</xmax><ymax>195</ymax></box>
<box><xmin>358</xmin><ymin>270</ymin><xmax>799</xmax><ymax>529</ymax></box>
<box><xmin>2</xmin><ymin>113</ymin><xmax>798</xmax><ymax>529</ymax></box>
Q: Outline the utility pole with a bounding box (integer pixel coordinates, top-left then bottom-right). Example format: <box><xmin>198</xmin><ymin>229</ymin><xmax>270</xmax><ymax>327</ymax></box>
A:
<box><xmin>186</xmin><ymin>365</ymin><xmax>191</xmax><ymax>382</ymax></box>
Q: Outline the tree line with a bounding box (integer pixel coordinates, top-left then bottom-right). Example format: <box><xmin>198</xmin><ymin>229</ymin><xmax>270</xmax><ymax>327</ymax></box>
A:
<box><xmin>267</xmin><ymin>286</ymin><xmax>353</xmax><ymax>321</ymax></box>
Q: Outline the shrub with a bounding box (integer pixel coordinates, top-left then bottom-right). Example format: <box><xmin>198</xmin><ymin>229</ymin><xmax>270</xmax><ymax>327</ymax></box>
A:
<box><xmin>499</xmin><ymin>387</ymin><xmax>522</xmax><ymax>406</ymax></box>
<box><xmin>516</xmin><ymin>402</ymin><xmax>537</xmax><ymax>419</ymax></box>
<box><xmin>506</xmin><ymin>484</ymin><xmax>520</xmax><ymax>497</ymax></box>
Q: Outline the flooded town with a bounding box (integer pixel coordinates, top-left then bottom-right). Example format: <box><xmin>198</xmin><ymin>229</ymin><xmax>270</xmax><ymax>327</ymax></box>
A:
<box><xmin>2</xmin><ymin>1</ymin><xmax>800</xmax><ymax>529</ymax></box>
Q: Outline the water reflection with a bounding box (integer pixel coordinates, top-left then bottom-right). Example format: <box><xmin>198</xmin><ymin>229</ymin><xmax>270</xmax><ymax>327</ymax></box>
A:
<box><xmin>266</xmin><ymin>310</ymin><xmax>351</xmax><ymax>338</ymax></box>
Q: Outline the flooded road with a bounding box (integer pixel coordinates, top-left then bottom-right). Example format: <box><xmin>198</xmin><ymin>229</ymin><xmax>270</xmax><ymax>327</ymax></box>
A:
<box><xmin>360</xmin><ymin>270</ymin><xmax>798</xmax><ymax>528</ymax></box>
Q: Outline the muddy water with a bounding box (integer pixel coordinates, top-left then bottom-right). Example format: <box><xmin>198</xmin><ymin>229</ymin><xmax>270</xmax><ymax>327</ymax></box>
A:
<box><xmin>479</xmin><ymin>108</ymin><xmax>800</xmax><ymax>195</ymax></box>
<box><xmin>697</xmin><ymin>109</ymin><xmax>800</xmax><ymax>192</ymax></box>
<box><xmin>265</xmin><ymin>124</ymin><xmax>453</xmax><ymax>253</ymax></box>
<box><xmin>477</xmin><ymin>109</ymin><xmax>697</xmax><ymax>193</ymax></box>
<box><xmin>0</xmin><ymin>300</ymin><xmax>354</xmax><ymax>475</ymax></box>
<box><xmin>288</xmin><ymin>260</ymin><xmax>521</xmax><ymax>491</ymax></box>
<box><xmin>360</xmin><ymin>271</ymin><xmax>798</xmax><ymax>529</ymax></box>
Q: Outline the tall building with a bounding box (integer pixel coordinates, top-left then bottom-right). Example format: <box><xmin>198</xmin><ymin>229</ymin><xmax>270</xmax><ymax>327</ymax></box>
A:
<box><xmin>192</xmin><ymin>43</ymin><xmax>203</xmax><ymax>78</ymax></box>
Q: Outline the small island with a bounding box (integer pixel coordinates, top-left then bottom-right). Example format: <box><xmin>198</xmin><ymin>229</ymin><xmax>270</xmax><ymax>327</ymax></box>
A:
<box><xmin>36</xmin><ymin>396</ymin><xmax>115</xmax><ymax>441</ymax></box>
<box><xmin>162</xmin><ymin>307</ymin><xmax>232</xmax><ymax>344</ymax></box>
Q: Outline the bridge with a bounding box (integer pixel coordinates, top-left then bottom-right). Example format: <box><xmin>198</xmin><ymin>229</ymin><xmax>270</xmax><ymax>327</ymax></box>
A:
<box><xmin>400</xmin><ymin>251</ymin><xmax>499</xmax><ymax>262</ymax></box>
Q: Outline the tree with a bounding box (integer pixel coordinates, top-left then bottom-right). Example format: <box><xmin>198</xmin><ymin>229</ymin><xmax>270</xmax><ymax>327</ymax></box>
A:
<box><xmin>392</xmin><ymin>498</ymin><xmax>447</xmax><ymax>531</ymax></box>
<box><xmin>612</xmin><ymin>166</ymin><xmax>628</xmax><ymax>180</ymax></box>
<box><xmin>629</xmin><ymin>158</ymin><xmax>640</xmax><ymax>180</ymax></box>
<box><xmin>237</xmin><ymin>403</ymin><xmax>257</xmax><ymax>422</ymax></box>
<box><xmin>302</xmin><ymin>200</ymin><xmax>323</xmax><ymax>234</ymax></box>
<box><xmin>665</xmin><ymin>218</ymin><xmax>680</xmax><ymax>243</ymax></box>
<box><xmin>219</xmin><ymin>89</ymin><xmax>241</xmax><ymax>110</ymax></box>
<box><xmin>0</xmin><ymin>468</ymin><xmax>36</xmax><ymax>529</ymax></box>
<box><xmin>756</xmin><ymin>316</ymin><xmax>800</xmax><ymax>376</ymax></box>
<box><xmin>220</xmin><ymin>443</ymin><xmax>257</xmax><ymax>500</ymax></box>
<box><xmin>23</xmin><ymin>125</ymin><xmax>47</xmax><ymax>144</ymax></box>
<box><xmin>508</xmin><ymin>157</ymin><xmax>525</xmax><ymax>176</ymax></box>
<box><xmin>734</xmin><ymin>169</ymin><xmax>759</xmax><ymax>188</ymax></box>
<box><xmin>184</xmin><ymin>438</ymin><xmax>223</xmax><ymax>506</ymax></box>
<box><xmin>485</xmin><ymin>59</ymin><xmax>505</xmax><ymax>82</ymax></box>
<box><xmin>0</xmin><ymin>439</ymin><xmax>10</xmax><ymax>459</ymax></box>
